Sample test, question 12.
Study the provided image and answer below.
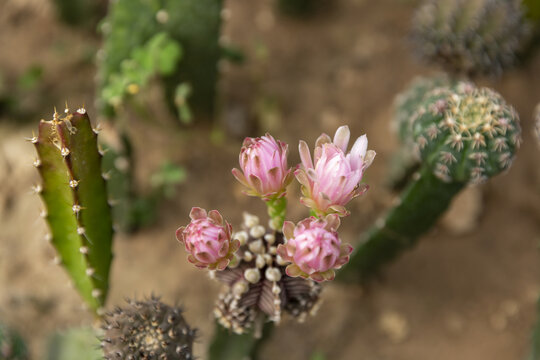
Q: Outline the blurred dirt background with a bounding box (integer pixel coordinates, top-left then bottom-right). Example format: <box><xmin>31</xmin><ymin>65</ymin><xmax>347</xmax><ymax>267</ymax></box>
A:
<box><xmin>1</xmin><ymin>0</ymin><xmax>540</xmax><ymax>359</ymax></box>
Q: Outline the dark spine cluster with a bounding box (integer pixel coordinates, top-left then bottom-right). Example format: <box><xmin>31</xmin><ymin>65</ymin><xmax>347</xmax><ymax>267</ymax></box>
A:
<box><xmin>101</xmin><ymin>297</ymin><xmax>196</xmax><ymax>360</ymax></box>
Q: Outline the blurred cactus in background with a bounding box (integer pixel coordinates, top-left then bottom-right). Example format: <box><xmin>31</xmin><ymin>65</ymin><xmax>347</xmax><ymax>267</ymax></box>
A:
<box><xmin>101</xmin><ymin>297</ymin><xmax>196</xmax><ymax>360</ymax></box>
<box><xmin>52</xmin><ymin>0</ymin><xmax>107</xmax><ymax>30</ymax></box>
<box><xmin>46</xmin><ymin>328</ymin><xmax>102</xmax><ymax>360</ymax></box>
<box><xmin>277</xmin><ymin>0</ymin><xmax>321</xmax><ymax>16</ymax></box>
<box><xmin>0</xmin><ymin>323</ymin><xmax>28</xmax><ymax>360</ymax></box>
<box><xmin>98</xmin><ymin>0</ymin><xmax>224</xmax><ymax>122</ymax></box>
<box><xmin>411</xmin><ymin>0</ymin><xmax>530</xmax><ymax>77</ymax></box>
<box><xmin>523</xmin><ymin>0</ymin><xmax>540</xmax><ymax>21</ymax></box>
<box><xmin>32</xmin><ymin>108</ymin><xmax>114</xmax><ymax>314</ymax></box>
<box><xmin>339</xmin><ymin>80</ymin><xmax>521</xmax><ymax>281</ymax></box>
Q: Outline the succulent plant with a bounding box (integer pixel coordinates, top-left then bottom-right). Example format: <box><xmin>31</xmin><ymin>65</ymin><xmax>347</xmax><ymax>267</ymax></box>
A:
<box><xmin>212</xmin><ymin>213</ymin><xmax>322</xmax><ymax>335</ymax></box>
<box><xmin>101</xmin><ymin>297</ymin><xmax>196</xmax><ymax>360</ymax></box>
<box><xmin>31</xmin><ymin>107</ymin><xmax>114</xmax><ymax>313</ymax></box>
<box><xmin>0</xmin><ymin>323</ymin><xmax>28</xmax><ymax>360</ymax></box>
<box><xmin>98</xmin><ymin>0</ymin><xmax>224</xmax><ymax>120</ymax></box>
<box><xmin>339</xmin><ymin>81</ymin><xmax>521</xmax><ymax>281</ymax></box>
<box><xmin>411</xmin><ymin>0</ymin><xmax>530</xmax><ymax>76</ymax></box>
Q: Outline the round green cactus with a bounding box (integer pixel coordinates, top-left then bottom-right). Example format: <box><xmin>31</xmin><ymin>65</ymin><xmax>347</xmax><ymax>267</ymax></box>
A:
<box><xmin>393</xmin><ymin>75</ymin><xmax>456</xmax><ymax>143</ymax></box>
<box><xmin>101</xmin><ymin>297</ymin><xmax>196</xmax><ymax>360</ymax></box>
<box><xmin>408</xmin><ymin>82</ymin><xmax>521</xmax><ymax>184</ymax></box>
<box><xmin>411</xmin><ymin>0</ymin><xmax>530</xmax><ymax>76</ymax></box>
<box><xmin>0</xmin><ymin>323</ymin><xmax>28</xmax><ymax>360</ymax></box>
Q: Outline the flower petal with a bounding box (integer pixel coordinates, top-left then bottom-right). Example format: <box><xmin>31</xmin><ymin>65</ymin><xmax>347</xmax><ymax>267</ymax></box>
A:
<box><xmin>333</xmin><ymin>126</ymin><xmax>351</xmax><ymax>152</ymax></box>
<box><xmin>298</xmin><ymin>140</ymin><xmax>313</xmax><ymax>170</ymax></box>
<box><xmin>189</xmin><ymin>207</ymin><xmax>207</xmax><ymax>220</ymax></box>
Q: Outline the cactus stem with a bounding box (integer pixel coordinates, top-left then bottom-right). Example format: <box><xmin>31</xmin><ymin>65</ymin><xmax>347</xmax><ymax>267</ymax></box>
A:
<box><xmin>33</xmin><ymin>158</ymin><xmax>42</xmax><ymax>167</ymax></box>
<box><xmin>72</xmin><ymin>204</ymin><xmax>82</xmax><ymax>214</ymax></box>
<box><xmin>31</xmin><ymin>184</ymin><xmax>43</xmax><ymax>194</ymax></box>
<box><xmin>79</xmin><ymin>246</ymin><xmax>89</xmax><ymax>254</ymax></box>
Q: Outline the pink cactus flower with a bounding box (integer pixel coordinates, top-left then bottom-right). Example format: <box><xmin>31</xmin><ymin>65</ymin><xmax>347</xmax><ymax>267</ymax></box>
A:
<box><xmin>296</xmin><ymin>126</ymin><xmax>376</xmax><ymax>216</ymax></box>
<box><xmin>276</xmin><ymin>215</ymin><xmax>353</xmax><ymax>282</ymax></box>
<box><xmin>176</xmin><ymin>207</ymin><xmax>240</xmax><ymax>270</ymax></box>
<box><xmin>232</xmin><ymin>134</ymin><xmax>294</xmax><ymax>201</ymax></box>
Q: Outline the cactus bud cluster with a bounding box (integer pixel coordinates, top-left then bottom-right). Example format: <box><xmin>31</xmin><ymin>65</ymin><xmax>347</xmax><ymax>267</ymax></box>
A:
<box><xmin>213</xmin><ymin>213</ymin><xmax>322</xmax><ymax>334</ymax></box>
<box><xmin>411</xmin><ymin>0</ymin><xmax>530</xmax><ymax>76</ymax></box>
<box><xmin>403</xmin><ymin>81</ymin><xmax>521</xmax><ymax>184</ymax></box>
<box><xmin>101</xmin><ymin>297</ymin><xmax>196</xmax><ymax>360</ymax></box>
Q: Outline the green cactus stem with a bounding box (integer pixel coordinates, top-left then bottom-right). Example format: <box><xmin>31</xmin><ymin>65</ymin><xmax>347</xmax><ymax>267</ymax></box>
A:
<box><xmin>99</xmin><ymin>0</ymin><xmax>223</xmax><ymax>120</ymax></box>
<box><xmin>33</xmin><ymin>108</ymin><xmax>114</xmax><ymax>313</ymax></box>
<box><xmin>339</xmin><ymin>82</ymin><xmax>521</xmax><ymax>281</ymax></box>
<box><xmin>266</xmin><ymin>197</ymin><xmax>287</xmax><ymax>231</ymax></box>
<box><xmin>208</xmin><ymin>321</ymin><xmax>274</xmax><ymax>360</ymax></box>
<box><xmin>412</xmin><ymin>0</ymin><xmax>530</xmax><ymax>76</ymax></box>
<box><xmin>46</xmin><ymin>328</ymin><xmax>102</xmax><ymax>360</ymax></box>
<box><xmin>0</xmin><ymin>323</ymin><xmax>28</xmax><ymax>360</ymax></box>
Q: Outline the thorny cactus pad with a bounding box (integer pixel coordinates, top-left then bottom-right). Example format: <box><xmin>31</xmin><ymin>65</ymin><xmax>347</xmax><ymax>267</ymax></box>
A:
<box><xmin>176</xmin><ymin>207</ymin><xmax>239</xmax><ymax>270</ymax></box>
<box><xmin>32</xmin><ymin>108</ymin><xmax>114</xmax><ymax>313</ymax></box>
<box><xmin>408</xmin><ymin>82</ymin><xmax>521</xmax><ymax>184</ymax></box>
<box><xmin>101</xmin><ymin>297</ymin><xmax>195</xmax><ymax>360</ymax></box>
<box><xmin>412</xmin><ymin>0</ymin><xmax>530</xmax><ymax>76</ymax></box>
<box><xmin>213</xmin><ymin>213</ymin><xmax>322</xmax><ymax>334</ymax></box>
<box><xmin>296</xmin><ymin>126</ymin><xmax>375</xmax><ymax>216</ymax></box>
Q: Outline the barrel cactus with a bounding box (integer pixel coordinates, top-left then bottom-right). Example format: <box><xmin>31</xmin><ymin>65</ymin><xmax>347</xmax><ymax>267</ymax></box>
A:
<box><xmin>411</xmin><ymin>0</ymin><xmax>530</xmax><ymax>76</ymax></box>
<box><xmin>101</xmin><ymin>297</ymin><xmax>196</xmax><ymax>360</ymax></box>
<box><xmin>339</xmin><ymin>81</ymin><xmax>521</xmax><ymax>281</ymax></box>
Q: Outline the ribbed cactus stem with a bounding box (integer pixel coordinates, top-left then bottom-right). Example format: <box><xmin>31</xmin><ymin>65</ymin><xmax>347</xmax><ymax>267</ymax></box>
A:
<box><xmin>266</xmin><ymin>197</ymin><xmax>287</xmax><ymax>230</ymax></box>
<box><xmin>338</xmin><ymin>166</ymin><xmax>464</xmax><ymax>281</ymax></box>
<box><xmin>33</xmin><ymin>108</ymin><xmax>114</xmax><ymax>314</ymax></box>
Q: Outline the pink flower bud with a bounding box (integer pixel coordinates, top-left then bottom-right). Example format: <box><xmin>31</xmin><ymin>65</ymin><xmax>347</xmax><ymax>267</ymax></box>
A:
<box><xmin>176</xmin><ymin>207</ymin><xmax>240</xmax><ymax>270</ymax></box>
<box><xmin>276</xmin><ymin>215</ymin><xmax>352</xmax><ymax>282</ymax></box>
<box><xmin>296</xmin><ymin>126</ymin><xmax>376</xmax><ymax>216</ymax></box>
<box><xmin>232</xmin><ymin>134</ymin><xmax>294</xmax><ymax>201</ymax></box>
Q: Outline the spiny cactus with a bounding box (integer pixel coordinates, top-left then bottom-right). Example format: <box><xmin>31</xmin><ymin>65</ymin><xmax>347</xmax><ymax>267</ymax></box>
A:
<box><xmin>339</xmin><ymin>81</ymin><xmax>521</xmax><ymax>281</ymax></box>
<box><xmin>32</xmin><ymin>107</ymin><xmax>114</xmax><ymax>313</ymax></box>
<box><xmin>98</xmin><ymin>0</ymin><xmax>224</xmax><ymax>120</ymax></box>
<box><xmin>0</xmin><ymin>323</ymin><xmax>28</xmax><ymax>360</ymax></box>
<box><xmin>101</xmin><ymin>297</ymin><xmax>196</xmax><ymax>360</ymax></box>
<box><xmin>411</xmin><ymin>0</ymin><xmax>530</xmax><ymax>76</ymax></box>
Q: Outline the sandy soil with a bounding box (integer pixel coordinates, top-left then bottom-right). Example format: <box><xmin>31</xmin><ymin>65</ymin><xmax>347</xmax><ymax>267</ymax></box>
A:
<box><xmin>1</xmin><ymin>0</ymin><xmax>540</xmax><ymax>359</ymax></box>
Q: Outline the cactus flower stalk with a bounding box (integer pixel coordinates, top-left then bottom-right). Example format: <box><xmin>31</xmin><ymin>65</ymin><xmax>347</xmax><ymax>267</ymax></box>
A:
<box><xmin>176</xmin><ymin>207</ymin><xmax>239</xmax><ymax>270</ymax></box>
<box><xmin>296</xmin><ymin>126</ymin><xmax>375</xmax><ymax>217</ymax></box>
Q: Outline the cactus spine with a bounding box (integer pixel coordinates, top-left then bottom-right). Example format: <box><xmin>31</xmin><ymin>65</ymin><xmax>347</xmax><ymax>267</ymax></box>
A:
<box><xmin>101</xmin><ymin>297</ymin><xmax>196</xmax><ymax>360</ymax></box>
<box><xmin>99</xmin><ymin>0</ymin><xmax>223</xmax><ymax>120</ymax></box>
<box><xmin>339</xmin><ymin>81</ymin><xmax>521</xmax><ymax>281</ymax></box>
<box><xmin>33</xmin><ymin>108</ymin><xmax>114</xmax><ymax>313</ymax></box>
